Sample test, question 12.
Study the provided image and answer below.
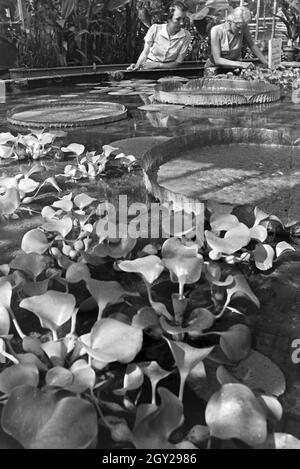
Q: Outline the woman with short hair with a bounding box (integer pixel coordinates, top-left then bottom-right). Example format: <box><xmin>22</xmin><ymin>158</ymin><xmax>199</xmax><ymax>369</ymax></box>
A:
<box><xmin>205</xmin><ymin>6</ymin><xmax>269</xmax><ymax>76</ymax></box>
<box><xmin>127</xmin><ymin>1</ymin><xmax>192</xmax><ymax>71</ymax></box>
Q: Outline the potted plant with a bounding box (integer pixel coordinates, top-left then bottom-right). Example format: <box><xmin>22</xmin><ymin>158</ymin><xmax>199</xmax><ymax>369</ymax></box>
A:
<box><xmin>276</xmin><ymin>0</ymin><xmax>300</xmax><ymax>61</ymax></box>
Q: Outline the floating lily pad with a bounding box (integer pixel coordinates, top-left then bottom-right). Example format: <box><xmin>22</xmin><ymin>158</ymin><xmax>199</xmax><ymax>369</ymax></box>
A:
<box><xmin>157</xmin><ymin>76</ymin><xmax>188</xmax><ymax>82</ymax></box>
<box><xmin>75</xmin><ymin>83</ymin><xmax>94</xmax><ymax>87</ymax></box>
<box><xmin>137</xmin><ymin>104</ymin><xmax>185</xmax><ymax>111</ymax></box>
<box><xmin>60</xmin><ymin>94</ymin><xmax>79</xmax><ymax>98</ymax></box>
<box><xmin>107</xmin><ymin>89</ymin><xmax>133</xmax><ymax>96</ymax></box>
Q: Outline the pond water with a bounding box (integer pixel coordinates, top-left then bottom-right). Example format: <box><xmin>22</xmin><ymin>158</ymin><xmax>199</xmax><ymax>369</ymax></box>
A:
<box><xmin>1</xmin><ymin>79</ymin><xmax>300</xmax><ymax>439</ymax></box>
<box><xmin>158</xmin><ymin>143</ymin><xmax>300</xmax><ymax>222</ymax></box>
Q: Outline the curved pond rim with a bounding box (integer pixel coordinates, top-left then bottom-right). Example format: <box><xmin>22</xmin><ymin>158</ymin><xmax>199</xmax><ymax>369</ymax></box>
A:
<box><xmin>141</xmin><ymin>126</ymin><xmax>298</xmax><ymax>208</ymax></box>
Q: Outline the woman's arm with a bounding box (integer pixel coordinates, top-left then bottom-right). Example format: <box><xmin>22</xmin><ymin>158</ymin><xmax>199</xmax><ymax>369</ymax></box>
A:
<box><xmin>210</xmin><ymin>26</ymin><xmax>250</xmax><ymax>68</ymax></box>
<box><xmin>244</xmin><ymin>26</ymin><xmax>269</xmax><ymax>66</ymax></box>
<box><xmin>127</xmin><ymin>43</ymin><xmax>151</xmax><ymax>70</ymax></box>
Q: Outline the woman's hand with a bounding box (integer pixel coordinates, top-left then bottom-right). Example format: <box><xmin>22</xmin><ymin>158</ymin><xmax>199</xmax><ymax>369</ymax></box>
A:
<box><xmin>240</xmin><ymin>61</ymin><xmax>255</xmax><ymax>70</ymax></box>
<box><xmin>126</xmin><ymin>63</ymin><xmax>139</xmax><ymax>71</ymax></box>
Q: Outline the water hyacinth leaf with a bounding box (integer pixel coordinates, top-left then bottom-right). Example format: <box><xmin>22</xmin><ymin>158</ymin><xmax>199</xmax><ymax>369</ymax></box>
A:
<box><xmin>43</xmin><ymin>216</ymin><xmax>73</xmax><ymax>238</ymax></box>
<box><xmin>10</xmin><ymin>252</ymin><xmax>48</xmax><ymax>280</ymax></box>
<box><xmin>115</xmin><ymin>363</ymin><xmax>144</xmax><ymax>395</ymax></box>
<box><xmin>0</xmin><ymin>364</ymin><xmax>39</xmax><ymax>394</ymax></box>
<box><xmin>132</xmin><ymin>307</ymin><xmax>160</xmax><ymax>330</ymax></box>
<box><xmin>0</xmin><ymin>187</ymin><xmax>20</xmax><ymax>216</ymax></box>
<box><xmin>0</xmin><ymin>132</ymin><xmax>16</xmax><ymax>144</ymax></box>
<box><xmin>41</xmin><ymin>340</ymin><xmax>68</xmax><ymax>363</ymax></box>
<box><xmin>204</xmin><ymin>269</ymin><xmax>234</xmax><ymax>288</ymax></box>
<box><xmin>46</xmin><ymin>367</ymin><xmax>74</xmax><ymax>388</ymax></box>
<box><xmin>141</xmin><ymin>244</ymin><xmax>158</xmax><ymax>255</ymax></box>
<box><xmin>249</xmin><ymin>225</ymin><xmax>268</xmax><ymax>242</ymax></box>
<box><xmin>0</xmin><ymin>337</ymin><xmax>6</xmax><ymax>363</ymax></box>
<box><xmin>160</xmin><ymin>317</ymin><xmax>186</xmax><ymax>335</ymax></box>
<box><xmin>93</xmin><ymin>235</ymin><xmax>137</xmax><ymax>259</ymax></box>
<box><xmin>276</xmin><ymin>241</ymin><xmax>295</xmax><ymax>258</ymax></box>
<box><xmin>102</xmin><ymin>145</ymin><xmax>119</xmax><ymax>157</ymax></box>
<box><xmin>17</xmin><ymin>353</ymin><xmax>48</xmax><ymax>372</ymax></box>
<box><xmin>257</xmin><ymin>395</ymin><xmax>283</xmax><ymax>422</ymax></box>
<box><xmin>22</xmin><ymin>336</ymin><xmax>44</xmax><ymax>359</ymax></box>
<box><xmin>206</xmin><ymin>383</ymin><xmax>267</xmax><ymax>447</ymax></box>
<box><xmin>253</xmin><ymin>206</ymin><xmax>269</xmax><ymax>226</ymax></box>
<box><xmin>0</xmin><ymin>305</ymin><xmax>10</xmax><ymax>335</ymax></box>
<box><xmin>18</xmin><ymin>178</ymin><xmax>39</xmax><ymax>194</ymax></box>
<box><xmin>1</xmin><ymin>385</ymin><xmax>98</xmax><ymax>448</ymax></box>
<box><xmin>205</xmin><ymin>223</ymin><xmax>251</xmax><ymax>255</ymax></box>
<box><xmin>44</xmin><ymin>177</ymin><xmax>61</xmax><ymax>193</ymax></box>
<box><xmin>219</xmin><ymin>324</ymin><xmax>251</xmax><ymax>362</ymax></box>
<box><xmin>232</xmin><ymin>350</ymin><xmax>286</xmax><ymax>396</ymax></box>
<box><xmin>166</xmin><ymin>339</ymin><xmax>214</xmax><ymax>400</ymax></box>
<box><xmin>80</xmin><ymin>318</ymin><xmax>143</xmax><ymax>363</ymax></box>
<box><xmin>106</xmin><ymin>416</ymin><xmax>133</xmax><ymax>443</ymax></box>
<box><xmin>0</xmin><ymin>280</ymin><xmax>12</xmax><ymax>311</ymax></box>
<box><xmin>132</xmin><ymin>388</ymin><xmax>184</xmax><ymax>449</ymax></box>
<box><xmin>187</xmin><ymin>425</ymin><xmax>210</xmax><ymax>445</ymax></box>
<box><xmin>142</xmin><ymin>361</ymin><xmax>172</xmax><ymax>404</ymax></box>
<box><xmin>41</xmin><ymin>205</ymin><xmax>56</xmax><ymax>220</ymax></box>
<box><xmin>22</xmin><ymin>279</ymin><xmax>49</xmax><ymax>297</ymax></box>
<box><xmin>61</xmin><ymin>143</ymin><xmax>85</xmax><ymax>156</ymax></box>
<box><xmin>85</xmin><ymin>278</ymin><xmax>136</xmax><ymax>319</ymax></box>
<box><xmin>68</xmin><ymin>360</ymin><xmax>96</xmax><ymax>393</ymax></box>
<box><xmin>253</xmin><ymin>244</ymin><xmax>275</xmax><ymax>271</ymax></box>
<box><xmin>0</xmin><ymin>143</ymin><xmax>14</xmax><ymax>158</ymax></box>
<box><xmin>0</xmin><ymin>264</ymin><xmax>10</xmax><ymax>275</ymax></box>
<box><xmin>185</xmin><ymin>308</ymin><xmax>216</xmax><ymax>334</ymax></box>
<box><xmin>52</xmin><ymin>198</ymin><xmax>73</xmax><ymax>212</ymax></box>
<box><xmin>20</xmin><ymin>291</ymin><xmax>76</xmax><ymax>332</ymax></box>
<box><xmin>74</xmin><ymin>194</ymin><xmax>96</xmax><ymax>210</ymax></box>
<box><xmin>21</xmin><ymin>229</ymin><xmax>50</xmax><ymax>255</ymax></box>
<box><xmin>256</xmin><ymin>433</ymin><xmax>300</xmax><ymax>449</ymax></box>
<box><xmin>216</xmin><ymin>365</ymin><xmax>240</xmax><ymax>386</ymax></box>
<box><xmin>66</xmin><ymin>263</ymin><xmax>90</xmax><ymax>283</ymax></box>
<box><xmin>118</xmin><ymin>255</ymin><xmax>164</xmax><ymax>285</ymax></box>
<box><xmin>210</xmin><ymin>213</ymin><xmax>239</xmax><ymax>232</ymax></box>
<box><xmin>222</xmin><ymin>270</ymin><xmax>260</xmax><ymax>314</ymax></box>
<box><xmin>162</xmin><ymin>238</ymin><xmax>203</xmax><ymax>291</ymax></box>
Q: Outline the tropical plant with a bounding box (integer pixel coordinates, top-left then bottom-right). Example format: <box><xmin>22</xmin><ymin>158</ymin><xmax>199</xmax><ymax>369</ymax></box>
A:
<box><xmin>277</xmin><ymin>0</ymin><xmax>300</xmax><ymax>46</ymax></box>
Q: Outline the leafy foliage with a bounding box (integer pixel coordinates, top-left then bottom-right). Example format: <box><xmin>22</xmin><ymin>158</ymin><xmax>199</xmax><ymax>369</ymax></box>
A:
<box><xmin>0</xmin><ymin>137</ymin><xmax>299</xmax><ymax>449</ymax></box>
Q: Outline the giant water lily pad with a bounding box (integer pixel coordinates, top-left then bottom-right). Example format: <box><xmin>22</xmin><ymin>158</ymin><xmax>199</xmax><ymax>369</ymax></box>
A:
<box><xmin>137</xmin><ymin>104</ymin><xmax>185</xmax><ymax>112</ymax></box>
<box><xmin>7</xmin><ymin>101</ymin><xmax>127</xmax><ymax>129</ymax></box>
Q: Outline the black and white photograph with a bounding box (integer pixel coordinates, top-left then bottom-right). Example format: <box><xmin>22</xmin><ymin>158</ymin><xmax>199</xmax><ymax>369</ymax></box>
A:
<box><xmin>0</xmin><ymin>0</ymin><xmax>299</xmax><ymax>453</ymax></box>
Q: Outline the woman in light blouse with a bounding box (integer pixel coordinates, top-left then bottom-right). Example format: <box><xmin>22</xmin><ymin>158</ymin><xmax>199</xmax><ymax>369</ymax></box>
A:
<box><xmin>127</xmin><ymin>1</ymin><xmax>192</xmax><ymax>71</ymax></box>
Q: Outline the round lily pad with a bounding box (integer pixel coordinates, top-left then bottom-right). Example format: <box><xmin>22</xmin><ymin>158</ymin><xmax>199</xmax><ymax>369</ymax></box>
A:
<box><xmin>75</xmin><ymin>83</ymin><xmax>94</xmax><ymax>87</ymax></box>
<box><xmin>157</xmin><ymin>76</ymin><xmax>189</xmax><ymax>82</ymax></box>
<box><xmin>7</xmin><ymin>101</ymin><xmax>128</xmax><ymax>129</ymax></box>
<box><xmin>107</xmin><ymin>89</ymin><xmax>133</xmax><ymax>96</ymax></box>
<box><xmin>137</xmin><ymin>104</ymin><xmax>185</xmax><ymax>111</ymax></box>
<box><xmin>60</xmin><ymin>94</ymin><xmax>79</xmax><ymax>98</ymax></box>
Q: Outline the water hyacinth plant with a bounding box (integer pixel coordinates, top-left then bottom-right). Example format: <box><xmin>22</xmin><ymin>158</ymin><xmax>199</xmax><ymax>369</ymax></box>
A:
<box><xmin>0</xmin><ymin>180</ymin><xmax>299</xmax><ymax>449</ymax></box>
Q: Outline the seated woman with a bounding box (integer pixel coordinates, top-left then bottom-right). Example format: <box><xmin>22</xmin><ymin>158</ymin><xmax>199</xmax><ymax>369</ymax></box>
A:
<box><xmin>205</xmin><ymin>6</ymin><xmax>269</xmax><ymax>76</ymax></box>
<box><xmin>127</xmin><ymin>1</ymin><xmax>192</xmax><ymax>71</ymax></box>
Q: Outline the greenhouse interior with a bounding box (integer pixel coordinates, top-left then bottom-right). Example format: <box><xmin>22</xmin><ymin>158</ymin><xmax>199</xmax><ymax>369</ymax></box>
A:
<box><xmin>0</xmin><ymin>0</ymin><xmax>299</xmax><ymax>452</ymax></box>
